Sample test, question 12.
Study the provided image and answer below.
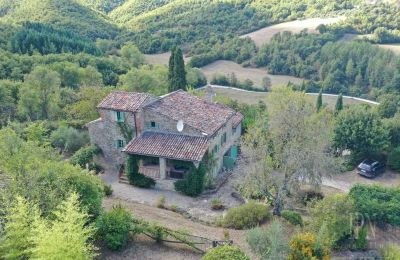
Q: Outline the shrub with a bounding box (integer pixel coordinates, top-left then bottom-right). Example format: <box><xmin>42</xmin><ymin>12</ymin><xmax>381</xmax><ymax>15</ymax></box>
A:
<box><xmin>211</xmin><ymin>198</ymin><xmax>224</xmax><ymax>210</ymax></box>
<box><xmin>174</xmin><ymin>163</ymin><xmax>206</xmax><ymax>197</ymax></box>
<box><xmin>104</xmin><ymin>184</ymin><xmax>113</xmax><ymax>196</ymax></box>
<box><xmin>169</xmin><ymin>204</ymin><xmax>178</xmax><ymax>212</ymax></box>
<box><xmin>281</xmin><ymin>210</ymin><xmax>303</xmax><ymax>227</ymax></box>
<box><xmin>298</xmin><ymin>189</ymin><xmax>324</xmax><ymax>205</ymax></box>
<box><xmin>349</xmin><ymin>184</ymin><xmax>400</xmax><ymax>226</ymax></box>
<box><xmin>70</xmin><ymin>145</ymin><xmax>101</xmax><ymax>167</ymax></box>
<box><xmin>202</xmin><ymin>245</ymin><xmax>250</xmax><ymax>260</ymax></box>
<box><xmin>310</xmin><ymin>194</ymin><xmax>356</xmax><ymax>248</ymax></box>
<box><xmin>387</xmin><ymin>147</ymin><xmax>400</xmax><ymax>172</ymax></box>
<box><xmin>381</xmin><ymin>244</ymin><xmax>400</xmax><ymax>260</ymax></box>
<box><xmin>288</xmin><ymin>232</ymin><xmax>330</xmax><ymax>260</ymax></box>
<box><xmin>156</xmin><ymin>195</ymin><xmax>166</xmax><ymax>209</ymax></box>
<box><xmin>222</xmin><ymin>202</ymin><xmax>270</xmax><ymax>229</ymax></box>
<box><xmin>125</xmin><ymin>155</ymin><xmax>156</xmax><ymax>188</ymax></box>
<box><xmin>96</xmin><ymin>206</ymin><xmax>133</xmax><ymax>251</ymax></box>
<box><xmin>354</xmin><ymin>225</ymin><xmax>368</xmax><ymax>251</ymax></box>
<box><xmin>247</xmin><ymin>220</ymin><xmax>289</xmax><ymax>260</ymax></box>
<box><xmin>50</xmin><ymin>126</ymin><xmax>89</xmax><ymax>153</ymax></box>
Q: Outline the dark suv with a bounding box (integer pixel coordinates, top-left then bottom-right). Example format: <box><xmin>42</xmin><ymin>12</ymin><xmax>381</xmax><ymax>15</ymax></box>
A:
<box><xmin>357</xmin><ymin>159</ymin><xmax>385</xmax><ymax>178</ymax></box>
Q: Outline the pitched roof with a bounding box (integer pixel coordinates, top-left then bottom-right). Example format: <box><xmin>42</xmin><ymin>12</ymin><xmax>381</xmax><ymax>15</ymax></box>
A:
<box><xmin>232</xmin><ymin>112</ymin><xmax>244</xmax><ymax>127</ymax></box>
<box><xmin>123</xmin><ymin>132</ymin><xmax>209</xmax><ymax>162</ymax></box>
<box><xmin>145</xmin><ymin>90</ymin><xmax>235</xmax><ymax>136</ymax></box>
<box><xmin>97</xmin><ymin>91</ymin><xmax>152</xmax><ymax>112</ymax></box>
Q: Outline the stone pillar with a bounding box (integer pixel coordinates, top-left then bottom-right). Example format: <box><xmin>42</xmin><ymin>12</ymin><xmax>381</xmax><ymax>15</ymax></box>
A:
<box><xmin>159</xmin><ymin>157</ymin><xmax>167</xmax><ymax>179</ymax></box>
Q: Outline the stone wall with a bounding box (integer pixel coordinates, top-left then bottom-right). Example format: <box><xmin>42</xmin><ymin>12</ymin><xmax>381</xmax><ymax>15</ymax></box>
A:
<box><xmin>87</xmin><ymin>109</ymin><xmax>136</xmax><ymax>167</ymax></box>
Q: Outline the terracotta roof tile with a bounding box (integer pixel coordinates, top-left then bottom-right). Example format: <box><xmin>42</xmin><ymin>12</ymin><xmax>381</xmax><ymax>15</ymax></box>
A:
<box><xmin>123</xmin><ymin>132</ymin><xmax>209</xmax><ymax>162</ymax></box>
<box><xmin>145</xmin><ymin>90</ymin><xmax>235</xmax><ymax>135</ymax></box>
<box><xmin>232</xmin><ymin>112</ymin><xmax>244</xmax><ymax>127</ymax></box>
<box><xmin>97</xmin><ymin>91</ymin><xmax>152</xmax><ymax>112</ymax></box>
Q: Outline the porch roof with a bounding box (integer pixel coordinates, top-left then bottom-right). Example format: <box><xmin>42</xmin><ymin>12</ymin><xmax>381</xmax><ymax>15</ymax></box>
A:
<box><xmin>122</xmin><ymin>132</ymin><xmax>209</xmax><ymax>162</ymax></box>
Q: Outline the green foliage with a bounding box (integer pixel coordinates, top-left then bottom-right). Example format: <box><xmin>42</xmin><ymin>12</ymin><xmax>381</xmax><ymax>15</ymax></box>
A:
<box><xmin>316</xmin><ymin>89</ymin><xmax>323</xmax><ymax>112</ymax></box>
<box><xmin>0</xmin><ymin>197</ymin><xmax>39</xmax><ymax>259</ymax></box>
<box><xmin>380</xmin><ymin>244</ymin><xmax>400</xmax><ymax>260</ymax></box>
<box><xmin>221</xmin><ymin>202</ymin><xmax>270</xmax><ymax>229</ymax></box>
<box><xmin>334</xmin><ymin>105</ymin><xmax>389</xmax><ymax>157</ymax></box>
<box><xmin>0</xmin><ymin>128</ymin><xmax>104</xmax><ymax>217</ymax></box>
<box><xmin>388</xmin><ymin>146</ymin><xmax>400</xmax><ymax>172</ymax></box>
<box><xmin>70</xmin><ymin>145</ymin><xmax>101</xmax><ymax>167</ymax></box>
<box><xmin>211</xmin><ymin>198</ymin><xmax>224</xmax><ymax>210</ymax></box>
<box><xmin>288</xmin><ymin>232</ymin><xmax>330</xmax><ymax>260</ymax></box>
<box><xmin>354</xmin><ymin>225</ymin><xmax>368</xmax><ymax>251</ymax></box>
<box><xmin>186</xmin><ymin>67</ymin><xmax>207</xmax><ymax>88</ymax></box>
<box><xmin>349</xmin><ymin>184</ymin><xmax>400</xmax><ymax>226</ymax></box>
<box><xmin>121</xmin><ymin>42</ymin><xmax>145</xmax><ymax>68</ymax></box>
<box><xmin>310</xmin><ymin>194</ymin><xmax>356</xmax><ymax>248</ymax></box>
<box><xmin>211</xmin><ymin>72</ymin><xmax>260</xmax><ymax>91</ymax></box>
<box><xmin>126</xmin><ymin>155</ymin><xmax>156</xmax><ymax>188</ymax></box>
<box><xmin>10</xmin><ymin>22</ymin><xmax>100</xmax><ymax>55</ymax></box>
<box><xmin>31</xmin><ymin>193</ymin><xmax>96</xmax><ymax>259</ymax></box>
<box><xmin>96</xmin><ymin>206</ymin><xmax>133</xmax><ymax>251</ymax></box>
<box><xmin>281</xmin><ymin>210</ymin><xmax>303</xmax><ymax>227</ymax></box>
<box><xmin>168</xmin><ymin>46</ymin><xmax>187</xmax><ymax>91</ymax></box>
<box><xmin>335</xmin><ymin>93</ymin><xmax>343</xmax><ymax>114</ymax></box>
<box><xmin>246</xmin><ymin>220</ymin><xmax>289</xmax><ymax>260</ymax></box>
<box><xmin>119</xmin><ymin>65</ymin><xmax>168</xmax><ymax>95</ymax></box>
<box><xmin>174</xmin><ymin>162</ymin><xmax>206</xmax><ymax>197</ymax></box>
<box><xmin>50</xmin><ymin>126</ymin><xmax>89</xmax><ymax>153</ymax></box>
<box><xmin>378</xmin><ymin>94</ymin><xmax>400</xmax><ymax>119</ymax></box>
<box><xmin>202</xmin><ymin>245</ymin><xmax>250</xmax><ymax>260</ymax></box>
<box><xmin>0</xmin><ymin>80</ymin><xmax>19</xmax><ymax>126</ymax></box>
<box><xmin>103</xmin><ymin>184</ymin><xmax>113</xmax><ymax>196</ymax></box>
<box><xmin>18</xmin><ymin>66</ymin><xmax>61</xmax><ymax>120</ymax></box>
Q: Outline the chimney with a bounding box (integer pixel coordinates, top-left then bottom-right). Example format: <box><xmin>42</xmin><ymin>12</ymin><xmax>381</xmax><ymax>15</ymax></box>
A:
<box><xmin>204</xmin><ymin>85</ymin><xmax>215</xmax><ymax>103</ymax></box>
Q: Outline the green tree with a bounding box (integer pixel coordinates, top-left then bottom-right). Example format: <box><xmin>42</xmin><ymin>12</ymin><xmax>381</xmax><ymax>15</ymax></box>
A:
<box><xmin>168</xmin><ymin>46</ymin><xmax>187</xmax><ymax>91</ymax></box>
<box><xmin>316</xmin><ymin>89</ymin><xmax>323</xmax><ymax>112</ymax></box>
<box><xmin>0</xmin><ymin>80</ymin><xmax>19</xmax><ymax>127</ymax></box>
<box><xmin>0</xmin><ymin>197</ymin><xmax>40</xmax><ymax>260</ymax></box>
<box><xmin>31</xmin><ymin>193</ymin><xmax>96</xmax><ymax>259</ymax></box>
<box><xmin>18</xmin><ymin>66</ymin><xmax>61</xmax><ymax>120</ymax></box>
<box><xmin>262</xmin><ymin>76</ymin><xmax>272</xmax><ymax>91</ymax></box>
<box><xmin>334</xmin><ymin>93</ymin><xmax>343</xmax><ymax>115</ymax></box>
<box><xmin>334</xmin><ymin>105</ymin><xmax>389</xmax><ymax>157</ymax></box>
<box><xmin>121</xmin><ymin>42</ymin><xmax>145</xmax><ymax>68</ymax></box>
<box><xmin>202</xmin><ymin>245</ymin><xmax>250</xmax><ymax>260</ymax></box>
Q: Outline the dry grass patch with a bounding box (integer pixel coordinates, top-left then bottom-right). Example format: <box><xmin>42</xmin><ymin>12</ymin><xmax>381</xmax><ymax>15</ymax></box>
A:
<box><xmin>240</xmin><ymin>17</ymin><xmax>344</xmax><ymax>47</ymax></box>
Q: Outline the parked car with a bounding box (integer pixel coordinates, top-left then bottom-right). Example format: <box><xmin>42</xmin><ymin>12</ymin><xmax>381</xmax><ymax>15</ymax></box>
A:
<box><xmin>357</xmin><ymin>159</ymin><xmax>385</xmax><ymax>178</ymax></box>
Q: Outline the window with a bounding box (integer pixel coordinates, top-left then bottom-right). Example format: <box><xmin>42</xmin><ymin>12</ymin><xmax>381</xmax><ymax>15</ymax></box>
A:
<box><xmin>116</xmin><ymin>111</ymin><xmax>124</xmax><ymax>122</ymax></box>
<box><xmin>213</xmin><ymin>144</ymin><xmax>219</xmax><ymax>154</ymax></box>
<box><xmin>151</xmin><ymin>121</ymin><xmax>156</xmax><ymax>128</ymax></box>
<box><xmin>116</xmin><ymin>139</ymin><xmax>125</xmax><ymax>148</ymax></box>
<box><xmin>221</xmin><ymin>133</ymin><xmax>227</xmax><ymax>145</ymax></box>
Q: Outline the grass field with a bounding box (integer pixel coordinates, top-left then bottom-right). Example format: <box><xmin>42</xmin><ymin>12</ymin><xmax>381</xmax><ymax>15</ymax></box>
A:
<box><xmin>209</xmin><ymin>87</ymin><xmax>369</xmax><ymax>108</ymax></box>
<box><xmin>144</xmin><ymin>52</ymin><xmax>190</xmax><ymax>66</ymax></box>
<box><xmin>378</xmin><ymin>44</ymin><xmax>400</xmax><ymax>55</ymax></box>
<box><xmin>240</xmin><ymin>17</ymin><xmax>344</xmax><ymax>47</ymax></box>
<box><xmin>201</xmin><ymin>60</ymin><xmax>304</xmax><ymax>88</ymax></box>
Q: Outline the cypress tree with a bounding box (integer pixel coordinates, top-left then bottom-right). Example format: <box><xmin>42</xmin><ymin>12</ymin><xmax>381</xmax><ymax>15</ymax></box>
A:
<box><xmin>316</xmin><ymin>89</ymin><xmax>323</xmax><ymax>112</ymax></box>
<box><xmin>168</xmin><ymin>46</ymin><xmax>187</xmax><ymax>91</ymax></box>
<box><xmin>335</xmin><ymin>93</ymin><xmax>343</xmax><ymax>115</ymax></box>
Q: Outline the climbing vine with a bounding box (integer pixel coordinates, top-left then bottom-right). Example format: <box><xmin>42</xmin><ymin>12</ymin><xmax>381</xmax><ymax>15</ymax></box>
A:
<box><xmin>117</xmin><ymin>121</ymin><xmax>134</xmax><ymax>142</ymax></box>
<box><xmin>125</xmin><ymin>155</ymin><xmax>155</xmax><ymax>188</ymax></box>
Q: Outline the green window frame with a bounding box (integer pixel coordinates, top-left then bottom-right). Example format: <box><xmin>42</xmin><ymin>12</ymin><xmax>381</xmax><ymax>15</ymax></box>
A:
<box><xmin>116</xmin><ymin>139</ymin><xmax>125</xmax><ymax>148</ymax></box>
<box><xmin>116</xmin><ymin>111</ymin><xmax>125</xmax><ymax>122</ymax></box>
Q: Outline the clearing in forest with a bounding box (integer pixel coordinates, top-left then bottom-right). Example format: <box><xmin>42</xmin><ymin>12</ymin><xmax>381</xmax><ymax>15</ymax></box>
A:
<box><xmin>144</xmin><ymin>52</ymin><xmax>190</xmax><ymax>66</ymax></box>
<box><xmin>240</xmin><ymin>17</ymin><xmax>344</xmax><ymax>47</ymax></box>
<box><xmin>201</xmin><ymin>60</ymin><xmax>304</xmax><ymax>88</ymax></box>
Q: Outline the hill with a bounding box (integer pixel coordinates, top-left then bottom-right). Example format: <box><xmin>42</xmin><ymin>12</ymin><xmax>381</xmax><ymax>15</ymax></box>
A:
<box><xmin>77</xmin><ymin>0</ymin><xmax>127</xmax><ymax>13</ymax></box>
<box><xmin>0</xmin><ymin>0</ymin><xmax>119</xmax><ymax>39</ymax></box>
<box><xmin>109</xmin><ymin>0</ymin><xmax>172</xmax><ymax>23</ymax></box>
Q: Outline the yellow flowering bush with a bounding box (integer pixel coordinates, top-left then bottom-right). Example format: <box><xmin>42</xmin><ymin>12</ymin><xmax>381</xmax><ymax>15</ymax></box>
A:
<box><xmin>288</xmin><ymin>232</ymin><xmax>330</xmax><ymax>260</ymax></box>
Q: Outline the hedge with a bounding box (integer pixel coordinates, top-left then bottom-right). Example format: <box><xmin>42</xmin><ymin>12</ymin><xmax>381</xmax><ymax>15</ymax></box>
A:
<box><xmin>221</xmin><ymin>202</ymin><xmax>270</xmax><ymax>229</ymax></box>
<box><xmin>202</xmin><ymin>246</ymin><xmax>250</xmax><ymax>260</ymax></box>
<box><xmin>281</xmin><ymin>210</ymin><xmax>303</xmax><ymax>227</ymax></box>
<box><xmin>126</xmin><ymin>155</ymin><xmax>155</xmax><ymax>188</ymax></box>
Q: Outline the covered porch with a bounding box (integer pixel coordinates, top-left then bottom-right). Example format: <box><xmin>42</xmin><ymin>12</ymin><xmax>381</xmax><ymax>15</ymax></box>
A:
<box><xmin>122</xmin><ymin>131</ymin><xmax>209</xmax><ymax>181</ymax></box>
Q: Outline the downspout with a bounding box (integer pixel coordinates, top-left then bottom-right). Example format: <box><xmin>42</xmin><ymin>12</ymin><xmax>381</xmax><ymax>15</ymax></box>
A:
<box><xmin>133</xmin><ymin>112</ymin><xmax>138</xmax><ymax>137</ymax></box>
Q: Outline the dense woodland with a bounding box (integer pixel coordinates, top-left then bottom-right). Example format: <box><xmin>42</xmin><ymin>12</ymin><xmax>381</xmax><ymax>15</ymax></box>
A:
<box><xmin>0</xmin><ymin>0</ymin><xmax>400</xmax><ymax>258</ymax></box>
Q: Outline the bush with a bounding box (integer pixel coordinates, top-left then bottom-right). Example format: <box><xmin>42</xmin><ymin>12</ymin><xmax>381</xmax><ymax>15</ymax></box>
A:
<box><xmin>247</xmin><ymin>220</ymin><xmax>289</xmax><ymax>260</ymax></box>
<box><xmin>211</xmin><ymin>198</ymin><xmax>224</xmax><ymax>210</ymax></box>
<box><xmin>310</xmin><ymin>194</ymin><xmax>356</xmax><ymax>248</ymax></box>
<box><xmin>104</xmin><ymin>184</ymin><xmax>113</xmax><ymax>196</ymax></box>
<box><xmin>96</xmin><ymin>206</ymin><xmax>133</xmax><ymax>251</ymax></box>
<box><xmin>202</xmin><ymin>245</ymin><xmax>250</xmax><ymax>260</ymax></box>
<box><xmin>50</xmin><ymin>126</ymin><xmax>89</xmax><ymax>153</ymax></box>
<box><xmin>354</xmin><ymin>225</ymin><xmax>368</xmax><ymax>251</ymax></box>
<box><xmin>156</xmin><ymin>195</ymin><xmax>166</xmax><ymax>209</ymax></box>
<box><xmin>174</xmin><ymin>163</ymin><xmax>206</xmax><ymax>197</ymax></box>
<box><xmin>298</xmin><ymin>189</ymin><xmax>324</xmax><ymax>205</ymax></box>
<box><xmin>388</xmin><ymin>147</ymin><xmax>400</xmax><ymax>172</ymax></box>
<box><xmin>281</xmin><ymin>210</ymin><xmax>303</xmax><ymax>227</ymax></box>
<box><xmin>349</xmin><ymin>184</ymin><xmax>400</xmax><ymax>226</ymax></box>
<box><xmin>70</xmin><ymin>145</ymin><xmax>101</xmax><ymax>167</ymax></box>
<box><xmin>126</xmin><ymin>155</ymin><xmax>156</xmax><ymax>188</ymax></box>
<box><xmin>222</xmin><ymin>202</ymin><xmax>270</xmax><ymax>229</ymax></box>
<box><xmin>381</xmin><ymin>244</ymin><xmax>400</xmax><ymax>260</ymax></box>
<box><xmin>288</xmin><ymin>232</ymin><xmax>330</xmax><ymax>260</ymax></box>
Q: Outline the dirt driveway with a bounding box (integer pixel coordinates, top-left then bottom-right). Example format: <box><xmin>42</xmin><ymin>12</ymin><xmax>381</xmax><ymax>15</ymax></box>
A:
<box><xmin>323</xmin><ymin>170</ymin><xmax>400</xmax><ymax>192</ymax></box>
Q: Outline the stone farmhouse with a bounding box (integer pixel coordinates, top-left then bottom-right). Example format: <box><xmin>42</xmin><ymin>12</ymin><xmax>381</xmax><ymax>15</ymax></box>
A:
<box><xmin>86</xmin><ymin>87</ymin><xmax>243</xmax><ymax>182</ymax></box>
